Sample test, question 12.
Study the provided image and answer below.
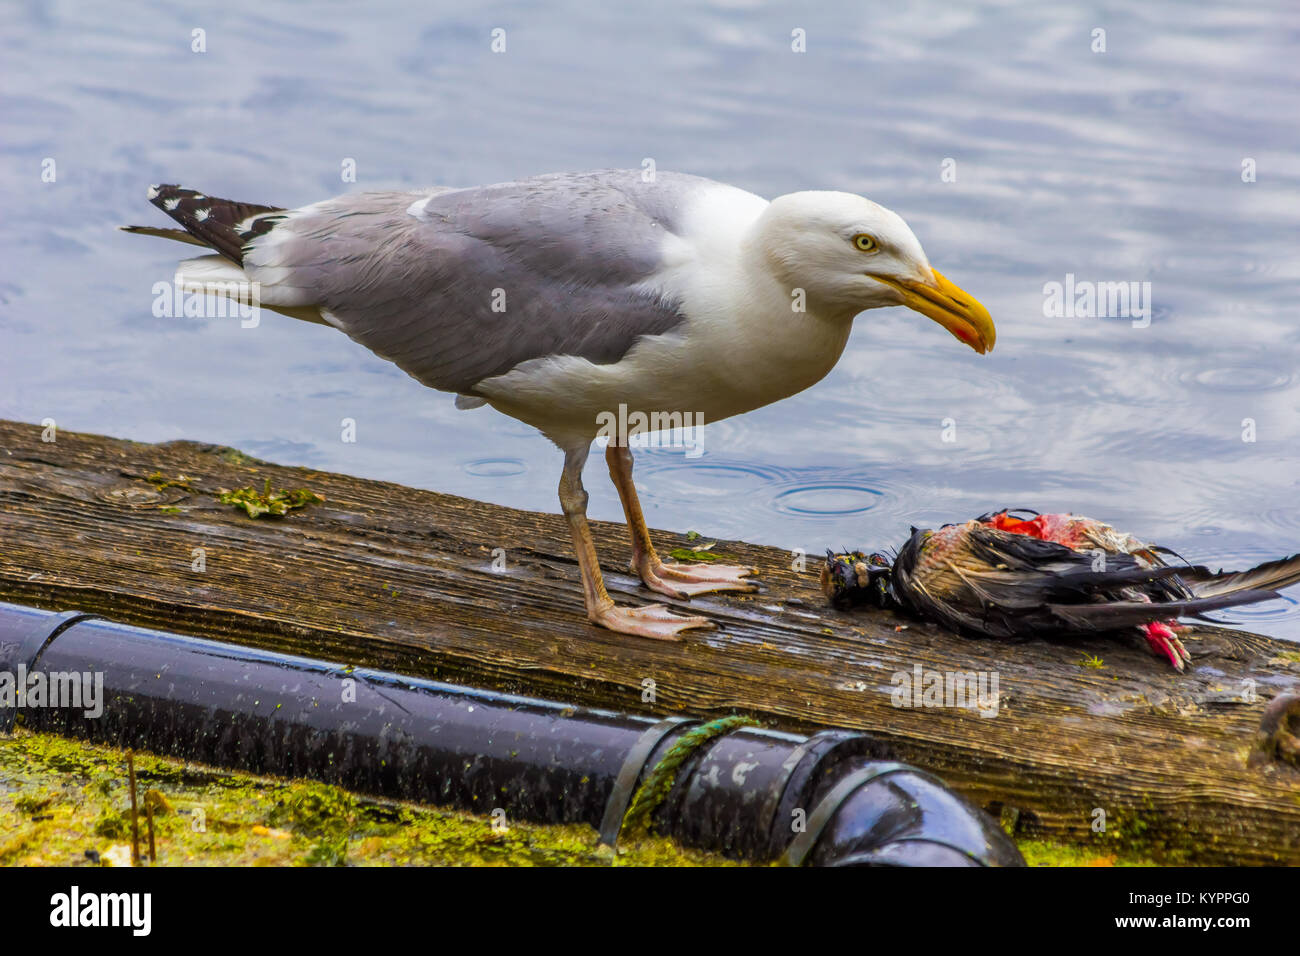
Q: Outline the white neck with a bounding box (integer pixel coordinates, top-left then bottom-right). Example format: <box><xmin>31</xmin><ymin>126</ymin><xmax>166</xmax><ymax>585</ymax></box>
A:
<box><xmin>648</xmin><ymin>187</ymin><xmax>855</xmax><ymax>421</ymax></box>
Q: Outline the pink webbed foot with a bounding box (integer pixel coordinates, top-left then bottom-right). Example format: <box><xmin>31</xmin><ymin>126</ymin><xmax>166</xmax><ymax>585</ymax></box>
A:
<box><xmin>633</xmin><ymin>558</ymin><xmax>759</xmax><ymax>600</ymax></box>
<box><xmin>1143</xmin><ymin>621</ymin><xmax>1191</xmax><ymax>671</ymax></box>
<box><xmin>590</xmin><ymin>601</ymin><xmax>715</xmax><ymax>640</ymax></box>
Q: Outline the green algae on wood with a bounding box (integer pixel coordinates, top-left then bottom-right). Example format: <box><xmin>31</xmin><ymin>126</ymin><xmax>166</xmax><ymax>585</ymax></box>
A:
<box><xmin>1015</xmin><ymin>839</ymin><xmax>1157</xmax><ymax>867</ymax></box>
<box><xmin>669</xmin><ymin>530</ymin><xmax>737</xmax><ymax>563</ymax></box>
<box><xmin>217</xmin><ymin>479</ymin><xmax>324</xmax><ymax>519</ymax></box>
<box><xmin>668</xmin><ymin>547</ymin><xmax>734</xmax><ymax>562</ymax></box>
<box><xmin>144</xmin><ymin>471</ymin><xmax>196</xmax><ymax>492</ymax></box>
<box><xmin>0</xmin><ymin>731</ymin><xmax>739</xmax><ymax>867</ymax></box>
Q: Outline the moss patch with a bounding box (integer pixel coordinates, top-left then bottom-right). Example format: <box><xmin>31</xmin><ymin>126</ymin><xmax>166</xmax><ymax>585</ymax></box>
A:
<box><xmin>667</xmin><ymin>531</ymin><xmax>739</xmax><ymax>563</ymax></box>
<box><xmin>0</xmin><ymin>731</ymin><xmax>739</xmax><ymax>867</ymax></box>
<box><xmin>144</xmin><ymin>471</ymin><xmax>196</xmax><ymax>492</ymax></box>
<box><xmin>217</xmin><ymin>479</ymin><xmax>324</xmax><ymax>519</ymax></box>
<box><xmin>1016</xmin><ymin>839</ymin><xmax>1157</xmax><ymax>867</ymax></box>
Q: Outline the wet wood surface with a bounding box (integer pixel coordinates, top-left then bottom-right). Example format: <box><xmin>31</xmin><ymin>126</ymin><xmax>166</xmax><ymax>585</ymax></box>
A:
<box><xmin>1</xmin><ymin>418</ymin><xmax>1297</xmax><ymax>864</ymax></box>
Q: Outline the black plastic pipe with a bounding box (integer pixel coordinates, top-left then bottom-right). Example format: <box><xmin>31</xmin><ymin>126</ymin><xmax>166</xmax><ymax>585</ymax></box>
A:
<box><xmin>0</xmin><ymin>601</ymin><xmax>1023</xmax><ymax>866</ymax></box>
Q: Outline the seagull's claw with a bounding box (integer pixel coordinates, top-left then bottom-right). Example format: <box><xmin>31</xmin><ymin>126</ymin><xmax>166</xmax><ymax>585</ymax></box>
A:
<box><xmin>632</xmin><ymin>558</ymin><xmax>759</xmax><ymax>600</ymax></box>
<box><xmin>590</xmin><ymin>602</ymin><xmax>715</xmax><ymax>640</ymax></box>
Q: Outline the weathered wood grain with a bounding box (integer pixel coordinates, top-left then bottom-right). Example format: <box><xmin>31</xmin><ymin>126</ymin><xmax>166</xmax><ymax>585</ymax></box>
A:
<box><xmin>1</xmin><ymin>418</ymin><xmax>1297</xmax><ymax>863</ymax></box>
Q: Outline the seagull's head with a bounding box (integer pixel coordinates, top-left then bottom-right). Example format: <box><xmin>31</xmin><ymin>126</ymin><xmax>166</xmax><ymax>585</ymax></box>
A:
<box><xmin>755</xmin><ymin>191</ymin><xmax>995</xmax><ymax>354</ymax></box>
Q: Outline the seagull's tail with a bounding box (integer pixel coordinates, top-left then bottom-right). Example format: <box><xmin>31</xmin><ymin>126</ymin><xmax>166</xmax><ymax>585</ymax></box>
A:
<box><xmin>119</xmin><ymin>224</ymin><xmax>208</xmax><ymax>247</ymax></box>
<box><xmin>123</xmin><ymin>185</ymin><xmax>328</xmax><ymax>326</ymax></box>
<box><xmin>121</xmin><ymin>184</ymin><xmax>285</xmax><ymax>264</ymax></box>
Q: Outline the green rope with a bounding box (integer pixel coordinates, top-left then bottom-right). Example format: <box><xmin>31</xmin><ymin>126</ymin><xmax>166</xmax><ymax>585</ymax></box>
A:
<box><xmin>616</xmin><ymin>715</ymin><xmax>758</xmax><ymax>844</ymax></box>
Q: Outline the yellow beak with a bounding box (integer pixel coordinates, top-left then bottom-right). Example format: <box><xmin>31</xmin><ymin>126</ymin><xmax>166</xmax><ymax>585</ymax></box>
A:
<box><xmin>872</xmin><ymin>269</ymin><xmax>996</xmax><ymax>354</ymax></box>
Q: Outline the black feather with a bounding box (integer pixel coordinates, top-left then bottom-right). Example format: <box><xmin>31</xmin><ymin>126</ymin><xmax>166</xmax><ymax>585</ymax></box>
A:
<box><xmin>1183</xmin><ymin>553</ymin><xmax>1300</xmax><ymax>599</ymax></box>
<box><xmin>146</xmin><ymin>185</ymin><xmax>284</xmax><ymax>265</ymax></box>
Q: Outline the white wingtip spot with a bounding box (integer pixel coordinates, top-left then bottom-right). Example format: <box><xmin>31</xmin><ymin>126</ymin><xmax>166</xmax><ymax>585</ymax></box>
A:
<box><xmin>147</xmin><ymin>185</ymin><xmax>161</xmax><ymax>200</ymax></box>
<box><xmin>195</xmin><ymin>208</ymin><xmax>210</xmax><ymax>222</ymax></box>
<box><xmin>163</xmin><ymin>198</ymin><xmax>180</xmax><ymax>211</ymax></box>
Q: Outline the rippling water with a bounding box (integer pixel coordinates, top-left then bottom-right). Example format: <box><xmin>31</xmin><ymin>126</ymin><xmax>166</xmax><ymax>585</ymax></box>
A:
<box><xmin>3</xmin><ymin>1</ymin><xmax>1298</xmax><ymax>639</ymax></box>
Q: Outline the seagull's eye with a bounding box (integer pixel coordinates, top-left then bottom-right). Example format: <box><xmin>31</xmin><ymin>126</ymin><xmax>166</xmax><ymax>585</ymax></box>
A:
<box><xmin>852</xmin><ymin>234</ymin><xmax>877</xmax><ymax>252</ymax></box>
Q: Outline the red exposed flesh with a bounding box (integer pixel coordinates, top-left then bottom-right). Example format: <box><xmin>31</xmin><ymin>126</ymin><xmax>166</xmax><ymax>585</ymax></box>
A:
<box><xmin>985</xmin><ymin>511</ymin><xmax>1096</xmax><ymax>550</ymax></box>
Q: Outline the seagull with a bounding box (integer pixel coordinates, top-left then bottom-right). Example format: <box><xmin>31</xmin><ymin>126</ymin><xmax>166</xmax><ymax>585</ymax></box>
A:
<box><xmin>125</xmin><ymin>170</ymin><xmax>996</xmax><ymax>639</ymax></box>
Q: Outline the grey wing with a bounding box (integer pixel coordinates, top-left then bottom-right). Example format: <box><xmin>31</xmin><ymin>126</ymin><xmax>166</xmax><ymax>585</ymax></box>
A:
<box><xmin>242</xmin><ymin>170</ymin><xmax>711</xmax><ymax>395</ymax></box>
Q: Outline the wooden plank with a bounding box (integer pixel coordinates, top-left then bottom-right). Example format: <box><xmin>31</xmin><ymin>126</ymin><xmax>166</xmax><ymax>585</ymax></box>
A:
<box><xmin>1</xmin><ymin>418</ymin><xmax>1297</xmax><ymax>864</ymax></box>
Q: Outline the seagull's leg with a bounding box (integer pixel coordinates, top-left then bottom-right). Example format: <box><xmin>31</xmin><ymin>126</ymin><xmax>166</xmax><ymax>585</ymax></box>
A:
<box><xmin>558</xmin><ymin>445</ymin><xmax>712</xmax><ymax>640</ymax></box>
<box><xmin>604</xmin><ymin>442</ymin><xmax>758</xmax><ymax>599</ymax></box>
